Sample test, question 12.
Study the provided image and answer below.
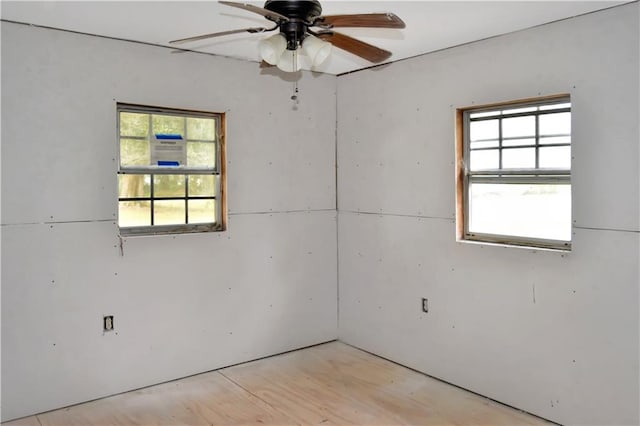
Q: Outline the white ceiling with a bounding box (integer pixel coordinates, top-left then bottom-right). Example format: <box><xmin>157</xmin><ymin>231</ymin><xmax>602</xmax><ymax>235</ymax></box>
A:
<box><xmin>1</xmin><ymin>1</ymin><xmax>628</xmax><ymax>75</ymax></box>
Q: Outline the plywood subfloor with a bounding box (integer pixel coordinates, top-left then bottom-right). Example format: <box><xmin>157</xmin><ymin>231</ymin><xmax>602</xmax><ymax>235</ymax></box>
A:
<box><xmin>3</xmin><ymin>341</ymin><xmax>551</xmax><ymax>425</ymax></box>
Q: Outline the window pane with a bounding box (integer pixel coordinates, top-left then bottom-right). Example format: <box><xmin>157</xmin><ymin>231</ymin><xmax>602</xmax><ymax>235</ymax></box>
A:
<box><xmin>187</xmin><ymin>142</ymin><xmax>216</xmax><ymax>168</ymax></box>
<box><xmin>470</xmin><ymin>111</ymin><xmax>500</xmax><ymax>119</ymax></box>
<box><xmin>540</xmin><ymin>102</ymin><xmax>570</xmax><ymax>111</ymax></box>
<box><xmin>502</xmin><ymin>116</ymin><xmax>535</xmax><ymax>138</ymax></box>
<box><xmin>470</xmin><ymin>140</ymin><xmax>499</xmax><ymax>149</ymax></box>
<box><xmin>502</xmin><ymin>106</ymin><xmax>537</xmax><ymax>114</ymax></box>
<box><xmin>502</xmin><ymin>148</ymin><xmax>535</xmax><ymax>168</ymax></box>
<box><xmin>188</xmin><ymin>200</ymin><xmax>216</xmax><ymax>224</ymax></box>
<box><xmin>120</xmin><ymin>112</ymin><xmax>149</xmax><ymax>137</ymax></box>
<box><xmin>154</xmin><ymin>175</ymin><xmax>185</xmax><ymax>197</ymax></box>
<box><xmin>470</xmin><ymin>119</ymin><xmax>498</xmax><ymax>141</ymax></box>
<box><xmin>120</xmin><ymin>139</ymin><xmax>150</xmax><ymax>167</ymax></box>
<box><xmin>187</xmin><ymin>117</ymin><xmax>216</xmax><ymax>141</ymax></box>
<box><xmin>469</xmin><ymin>183</ymin><xmax>571</xmax><ymax>241</ymax></box>
<box><xmin>188</xmin><ymin>175</ymin><xmax>216</xmax><ymax>197</ymax></box>
<box><xmin>540</xmin><ymin>136</ymin><xmax>570</xmax><ymax>145</ymax></box>
<box><xmin>118</xmin><ymin>174</ymin><xmax>150</xmax><ymax>198</ymax></box>
<box><xmin>470</xmin><ymin>149</ymin><xmax>499</xmax><ymax>170</ymax></box>
<box><xmin>155</xmin><ymin>200</ymin><xmax>186</xmax><ymax>225</ymax></box>
<box><xmin>119</xmin><ymin>201</ymin><xmax>151</xmax><ymax>227</ymax></box>
<box><xmin>539</xmin><ymin>112</ymin><xmax>570</xmax><ymax>135</ymax></box>
<box><xmin>539</xmin><ymin>146</ymin><xmax>571</xmax><ymax>169</ymax></box>
<box><xmin>502</xmin><ymin>138</ymin><xmax>535</xmax><ymax>147</ymax></box>
<box><xmin>152</xmin><ymin>115</ymin><xmax>185</xmax><ymax>135</ymax></box>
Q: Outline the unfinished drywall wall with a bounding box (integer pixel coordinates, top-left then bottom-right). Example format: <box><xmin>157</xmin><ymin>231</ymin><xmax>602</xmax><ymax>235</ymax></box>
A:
<box><xmin>1</xmin><ymin>22</ymin><xmax>337</xmax><ymax>421</ymax></box>
<box><xmin>337</xmin><ymin>3</ymin><xmax>639</xmax><ymax>425</ymax></box>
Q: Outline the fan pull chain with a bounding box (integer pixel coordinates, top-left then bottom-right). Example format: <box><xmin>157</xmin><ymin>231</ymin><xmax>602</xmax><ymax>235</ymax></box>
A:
<box><xmin>291</xmin><ymin>49</ymin><xmax>299</xmax><ymax>104</ymax></box>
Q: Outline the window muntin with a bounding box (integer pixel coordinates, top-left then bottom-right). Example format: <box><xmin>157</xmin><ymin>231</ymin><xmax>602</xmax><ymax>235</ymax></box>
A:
<box><xmin>459</xmin><ymin>97</ymin><xmax>571</xmax><ymax>250</ymax></box>
<box><xmin>117</xmin><ymin>104</ymin><xmax>225</xmax><ymax>235</ymax></box>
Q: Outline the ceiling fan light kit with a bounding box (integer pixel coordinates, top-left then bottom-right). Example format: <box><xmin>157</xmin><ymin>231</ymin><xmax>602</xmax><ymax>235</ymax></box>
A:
<box><xmin>301</xmin><ymin>34</ymin><xmax>332</xmax><ymax>67</ymax></box>
<box><xmin>276</xmin><ymin>49</ymin><xmax>302</xmax><ymax>72</ymax></box>
<box><xmin>169</xmin><ymin>0</ymin><xmax>406</xmax><ymax>73</ymax></box>
<box><xmin>259</xmin><ymin>33</ymin><xmax>287</xmax><ymax>65</ymax></box>
<box><xmin>258</xmin><ymin>32</ymin><xmax>330</xmax><ymax>69</ymax></box>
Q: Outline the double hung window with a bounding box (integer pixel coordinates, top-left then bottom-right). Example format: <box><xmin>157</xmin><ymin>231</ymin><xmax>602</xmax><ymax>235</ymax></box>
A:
<box><xmin>457</xmin><ymin>96</ymin><xmax>571</xmax><ymax>250</ymax></box>
<box><xmin>117</xmin><ymin>104</ymin><xmax>225</xmax><ymax>235</ymax></box>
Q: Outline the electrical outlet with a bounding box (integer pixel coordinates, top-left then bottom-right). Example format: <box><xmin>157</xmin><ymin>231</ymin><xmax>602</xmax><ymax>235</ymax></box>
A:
<box><xmin>422</xmin><ymin>298</ymin><xmax>428</xmax><ymax>313</ymax></box>
<box><xmin>103</xmin><ymin>315</ymin><xmax>114</xmax><ymax>332</ymax></box>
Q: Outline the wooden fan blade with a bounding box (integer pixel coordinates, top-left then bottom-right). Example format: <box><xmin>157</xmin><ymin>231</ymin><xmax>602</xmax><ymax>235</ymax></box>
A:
<box><xmin>314</xmin><ymin>13</ymin><xmax>405</xmax><ymax>29</ymax></box>
<box><xmin>318</xmin><ymin>31</ymin><xmax>392</xmax><ymax>63</ymax></box>
<box><xmin>260</xmin><ymin>60</ymin><xmax>275</xmax><ymax>68</ymax></box>
<box><xmin>219</xmin><ymin>1</ymin><xmax>289</xmax><ymax>22</ymax></box>
<box><xmin>170</xmin><ymin>27</ymin><xmax>267</xmax><ymax>44</ymax></box>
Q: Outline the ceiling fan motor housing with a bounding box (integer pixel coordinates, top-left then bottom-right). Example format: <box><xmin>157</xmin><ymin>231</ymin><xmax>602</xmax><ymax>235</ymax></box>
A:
<box><xmin>264</xmin><ymin>0</ymin><xmax>323</xmax><ymax>49</ymax></box>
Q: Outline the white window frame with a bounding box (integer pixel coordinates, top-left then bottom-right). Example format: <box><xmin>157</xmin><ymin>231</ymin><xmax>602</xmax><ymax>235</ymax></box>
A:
<box><xmin>456</xmin><ymin>95</ymin><xmax>571</xmax><ymax>250</ymax></box>
<box><xmin>117</xmin><ymin>103</ymin><xmax>226</xmax><ymax>236</ymax></box>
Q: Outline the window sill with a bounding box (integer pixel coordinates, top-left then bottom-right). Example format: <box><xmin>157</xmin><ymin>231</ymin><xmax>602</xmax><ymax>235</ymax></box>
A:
<box><xmin>457</xmin><ymin>237</ymin><xmax>571</xmax><ymax>254</ymax></box>
<box><xmin>119</xmin><ymin>223</ymin><xmax>224</xmax><ymax>237</ymax></box>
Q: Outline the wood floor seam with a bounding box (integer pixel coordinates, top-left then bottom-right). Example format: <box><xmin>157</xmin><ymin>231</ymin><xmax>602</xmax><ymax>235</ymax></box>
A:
<box><xmin>216</xmin><ymin>370</ymin><xmax>303</xmax><ymax>426</ymax></box>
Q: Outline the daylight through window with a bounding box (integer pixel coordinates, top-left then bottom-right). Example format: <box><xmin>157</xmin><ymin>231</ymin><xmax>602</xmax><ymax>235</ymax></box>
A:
<box><xmin>457</xmin><ymin>96</ymin><xmax>571</xmax><ymax>250</ymax></box>
<box><xmin>117</xmin><ymin>104</ymin><xmax>225</xmax><ymax>235</ymax></box>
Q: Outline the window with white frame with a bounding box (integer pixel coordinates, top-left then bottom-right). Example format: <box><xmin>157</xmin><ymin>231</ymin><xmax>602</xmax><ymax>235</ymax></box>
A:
<box><xmin>117</xmin><ymin>104</ymin><xmax>226</xmax><ymax>236</ymax></box>
<box><xmin>456</xmin><ymin>96</ymin><xmax>571</xmax><ymax>250</ymax></box>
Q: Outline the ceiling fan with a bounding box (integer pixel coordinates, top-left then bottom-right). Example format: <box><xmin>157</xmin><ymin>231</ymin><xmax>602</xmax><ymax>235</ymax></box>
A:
<box><xmin>169</xmin><ymin>0</ymin><xmax>405</xmax><ymax>72</ymax></box>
